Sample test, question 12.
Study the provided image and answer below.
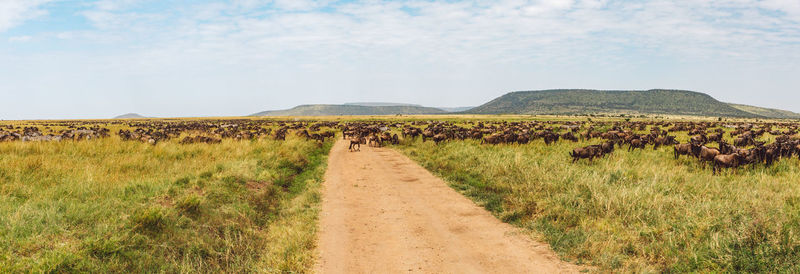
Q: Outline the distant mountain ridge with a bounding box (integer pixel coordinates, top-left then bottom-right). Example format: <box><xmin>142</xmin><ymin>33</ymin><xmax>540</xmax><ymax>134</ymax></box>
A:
<box><xmin>438</xmin><ymin>106</ymin><xmax>475</xmax><ymax>112</ymax></box>
<box><xmin>249</xmin><ymin>91</ymin><xmax>798</xmax><ymax>119</ymax></box>
<box><xmin>344</xmin><ymin>102</ymin><xmax>423</xmax><ymax>107</ymax></box>
<box><xmin>727</xmin><ymin>103</ymin><xmax>800</xmax><ymax>119</ymax></box>
<box><xmin>250</xmin><ymin>104</ymin><xmax>447</xmax><ymax>116</ymax></box>
<box><xmin>467</xmin><ymin>89</ymin><xmax>761</xmax><ymax>118</ymax></box>
<box><xmin>114</xmin><ymin>113</ymin><xmax>148</xmax><ymax>119</ymax></box>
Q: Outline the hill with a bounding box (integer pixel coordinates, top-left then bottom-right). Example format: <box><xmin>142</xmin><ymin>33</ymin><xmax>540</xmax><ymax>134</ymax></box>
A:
<box><xmin>345</xmin><ymin>103</ymin><xmax>474</xmax><ymax>113</ymax></box>
<box><xmin>467</xmin><ymin>89</ymin><xmax>760</xmax><ymax>118</ymax></box>
<box><xmin>114</xmin><ymin>113</ymin><xmax>148</xmax><ymax>119</ymax></box>
<box><xmin>437</xmin><ymin>106</ymin><xmax>475</xmax><ymax>112</ymax></box>
<box><xmin>344</xmin><ymin>102</ymin><xmax>423</xmax><ymax>107</ymax></box>
<box><xmin>250</xmin><ymin>104</ymin><xmax>446</xmax><ymax>116</ymax></box>
<box><xmin>727</xmin><ymin>103</ymin><xmax>800</xmax><ymax>119</ymax></box>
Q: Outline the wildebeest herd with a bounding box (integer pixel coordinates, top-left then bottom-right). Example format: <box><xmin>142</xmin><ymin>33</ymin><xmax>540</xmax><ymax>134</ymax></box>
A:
<box><xmin>2</xmin><ymin>118</ymin><xmax>800</xmax><ymax>175</ymax></box>
<box><xmin>335</xmin><ymin>119</ymin><xmax>800</xmax><ymax>175</ymax></box>
<box><xmin>0</xmin><ymin>119</ymin><xmax>338</xmax><ymax>145</ymax></box>
<box><xmin>0</xmin><ymin>124</ymin><xmax>110</xmax><ymax>142</ymax></box>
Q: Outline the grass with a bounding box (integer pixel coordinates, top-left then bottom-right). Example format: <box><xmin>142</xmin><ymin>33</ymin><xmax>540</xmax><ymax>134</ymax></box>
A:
<box><xmin>394</xmin><ymin>133</ymin><xmax>800</xmax><ymax>272</ymax></box>
<box><xmin>0</xmin><ymin>133</ymin><xmax>332</xmax><ymax>273</ymax></box>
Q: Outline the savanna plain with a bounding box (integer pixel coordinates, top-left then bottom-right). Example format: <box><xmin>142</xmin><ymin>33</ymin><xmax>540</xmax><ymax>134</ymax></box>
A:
<box><xmin>1</xmin><ymin>115</ymin><xmax>799</xmax><ymax>273</ymax></box>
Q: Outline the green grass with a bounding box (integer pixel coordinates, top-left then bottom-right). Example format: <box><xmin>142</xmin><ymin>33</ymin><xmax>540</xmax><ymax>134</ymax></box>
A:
<box><xmin>395</xmin><ymin>136</ymin><xmax>800</xmax><ymax>272</ymax></box>
<box><xmin>0</xmin><ymin>135</ymin><xmax>332</xmax><ymax>273</ymax></box>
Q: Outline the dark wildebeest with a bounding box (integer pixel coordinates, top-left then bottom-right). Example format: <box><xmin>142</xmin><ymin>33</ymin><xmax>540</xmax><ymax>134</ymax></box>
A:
<box><xmin>482</xmin><ymin>134</ymin><xmax>502</xmax><ymax>145</ymax></box>
<box><xmin>690</xmin><ymin>135</ymin><xmax>707</xmax><ymax>146</ymax></box>
<box><xmin>570</xmin><ymin>145</ymin><xmax>603</xmax><ymax>163</ymax></box>
<box><xmin>652</xmin><ymin>135</ymin><xmax>677</xmax><ymax>150</ymax></box>
<box><xmin>367</xmin><ymin>135</ymin><xmax>380</xmax><ymax>147</ymax></box>
<box><xmin>734</xmin><ymin>136</ymin><xmax>753</xmax><ymax>147</ymax></box>
<box><xmin>628</xmin><ymin>138</ymin><xmax>646</xmax><ymax>151</ymax></box>
<box><xmin>601</xmin><ymin>141</ymin><xmax>615</xmax><ymax>155</ymax></box>
<box><xmin>433</xmin><ymin>133</ymin><xmax>447</xmax><ymax>145</ymax></box>
<box><xmin>712</xmin><ymin>153</ymin><xmax>744</xmax><ymax>175</ymax></box>
<box><xmin>543</xmin><ymin>133</ymin><xmax>560</xmax><ymax>145</ymax></box>
<box><xmin>674</xmin><ymin>143</ymin><xmax>698</xmax><ymax>159</ymax></box>
<box><xmin>698</xmin><ymin>146</ymin><xmax>720</xmax><ymax>164</ymax></box>
<box><xmin>707</xmin><ymin>132</ymin><xmax>722</xmax><ymax>143</ymax></box>
<box><xmin>349</xmin><ymin>136</ymin><xmax>365</xmax><ymax>152</ymax></box>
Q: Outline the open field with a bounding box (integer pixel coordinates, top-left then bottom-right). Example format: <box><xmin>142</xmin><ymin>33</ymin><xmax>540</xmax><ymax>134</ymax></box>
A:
<box><xmin>0</xmin><ymin>119</ymin><xmax>334</xmax><ymax>272</ymax></box>
<box><xmin>384</xmin><ymin>119</ymin><xmax>800</xmax><ymax>272</ymax></box>
<box><xmin>2</xmin><ymin>115</ymin><xmax>800</xmax><ymax>272</ymax></box>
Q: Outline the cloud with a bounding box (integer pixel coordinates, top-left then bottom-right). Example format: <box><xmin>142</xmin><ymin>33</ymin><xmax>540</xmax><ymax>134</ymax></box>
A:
<box><xmin>271</xmin><ymin>0</ymin><xmax>335</xmax><ymax>11</ymax></box>
<box><xmin>8</xmin><ymin>35</ymin><xmax>31</xmax><ymax>42</ymax></box>
<box><xmin>522</xmin><ymin>0</ymin><xmax>575</xmax><ymax>15</ymax></box>
<box><xmin>0</xmin><ymin>0</ymin><xmax>52</xmax><ymax>32</ymax></box>
<box><xmin>36</xmin><ymin>0</ymin><xmax>794</xmax><ymax>69</ymax></box>
<box><xmin>2</xmin><ymin>0</ymin><xmax>800</xmax><ymax>119</ymax></box>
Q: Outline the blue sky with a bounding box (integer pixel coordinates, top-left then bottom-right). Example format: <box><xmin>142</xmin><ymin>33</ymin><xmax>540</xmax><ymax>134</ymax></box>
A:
<box><xmin>1</xmin><ymin>0</ymin><xmax>800</xmax><ymax>119</ymax></box>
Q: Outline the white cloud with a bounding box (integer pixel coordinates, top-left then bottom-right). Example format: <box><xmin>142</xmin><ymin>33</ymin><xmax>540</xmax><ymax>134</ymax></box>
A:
<box><xmin>3</xmin><ymin>0</ymin><xmax>800</xmax><ymax>119</ymax></box>
<box><xmin>0</xmin><ymin>0</ymin><xmax>51</xmax><ymax>32</ymax></box>
<box><xmin>48</xmin><ymin>0</ymin><xmax>798</xmax><ymax>67</ymax></box>
<box><xmin>522</xmin><ymin>0</ymin><xmax>575</xmax><ymax>15</ymax></box>
<box><xmin>8</xmin><ymin>35</ymin><xmax>31</xmax><ymax>42</ymax></box>
<box><xmin>271</xmin><ymin>0</ymin><xmax>335</xmax><ymax>11</ymax></box>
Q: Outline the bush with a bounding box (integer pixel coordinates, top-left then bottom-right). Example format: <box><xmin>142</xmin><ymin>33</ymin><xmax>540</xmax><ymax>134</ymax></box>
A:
<box><xmin>132</xmin><ymin>207</ymin><xmax>167</xmax><ymax>233</ymax></box>
<box><xmin>176</xmin><ymin>194</ymin><xmax>203</xmax><ymax>216</ymax></box>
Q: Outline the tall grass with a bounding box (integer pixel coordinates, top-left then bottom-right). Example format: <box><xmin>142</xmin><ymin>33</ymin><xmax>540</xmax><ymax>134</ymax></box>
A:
<box><xmin>0</xmin><ymin>135</ymin><xmax>332</xmax><ymax>273</ymax></box>
<box><xmin>396</xmin><ymin>136</ymin><xmax>800</xmax><ymax>272</ymax></box>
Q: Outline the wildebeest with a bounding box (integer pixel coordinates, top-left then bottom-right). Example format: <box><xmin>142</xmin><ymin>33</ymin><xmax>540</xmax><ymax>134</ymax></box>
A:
<box><xmin>674</xmin><ymin>143</ymin><xmax>698</xmax><ymax>159</ymax></box>
<box><xmin>734</xmin><ymin>135</ymin><xmax>754</xmax><ymax>147</ymax></box>
<box><xmin>543</xmin><ymin>132</ymin><xmax>560</xmax><ymax>145</ymax></box>
<box><xmin>349</xmin><ymin>136</ymin><xmax>365</xmax><ymax>152</ymax></box>
<box><xmin>179</xmin><ymin>136</ymin><xmax>221</xmax><ymax>144</ymax></box>
<box><xmin>601</xmin><ymin>141</ymin><xmax>615</xmax><ymax>155</ymax></box>
<box><xmin>652</xmin><ymin>135</ymin><xmax>677</xmax><ymax>150</ymax></box>
<box><xmin>432</xmin><ymin>133</ymin><xmax>447</xmax><ymax>145</ymax></box>
<box><xmin>570</xmin><ymin>141</ymin><xmax>615</xmax><ymax>163</ymax></box>
<box><xmin>482</xmin><ymin>133</ymin><xmax>502</xmax><ymax>145</ymax></box>
<box><xmin>698</xmin><ymin>146</ymin><xmax>720</xmax><ymax>163</ymax></box>
<box><xmin>628</xmin><ymin>138</ymin><xmax>646</xmax><ymax>151</ymax></box>
<box><xmin>570</xmin><ymin>145</ymin><xmax>603</xmax><ymax>163</ymax></box>
<box><xmin>712</xmin><ymin>153</ymin><xmax>744</xmax><ymax>175</ymax></box>
<box><xmin>690</xmin><ymin>135</ymin><xmax>707</xmax><ymax>145</ymax></box>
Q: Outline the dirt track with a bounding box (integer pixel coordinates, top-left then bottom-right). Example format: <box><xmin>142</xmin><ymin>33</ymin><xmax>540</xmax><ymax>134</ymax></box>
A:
<box><xmin>315</xmin><ymin>140</ymin><xmax>580</xmax><ymax>273</ymax></box>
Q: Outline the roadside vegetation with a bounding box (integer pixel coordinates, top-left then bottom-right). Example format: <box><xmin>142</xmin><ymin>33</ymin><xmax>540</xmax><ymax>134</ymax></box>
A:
<box><xmin>0</xmin><ymin>125</ymin><xmax>332</xmax><ymax>273</ymax></box>
<box><xmin>394</xmin><ymin>124</ymin><xmax>800</xmax><ymax>272</ymax></box>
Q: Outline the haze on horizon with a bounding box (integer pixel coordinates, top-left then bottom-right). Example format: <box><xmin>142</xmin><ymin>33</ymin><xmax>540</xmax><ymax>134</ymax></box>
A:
<box><xmin>1</xmin><ymin>0</ymin><xmax>799</xmax><ymax>120</ymax></box>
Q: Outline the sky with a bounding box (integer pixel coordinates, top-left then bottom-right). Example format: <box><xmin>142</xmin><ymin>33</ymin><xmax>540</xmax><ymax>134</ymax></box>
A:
<box><xmin>1</xmin><ymin>0</ymin><xmax>799</xmax><ymax>119</ymax></box>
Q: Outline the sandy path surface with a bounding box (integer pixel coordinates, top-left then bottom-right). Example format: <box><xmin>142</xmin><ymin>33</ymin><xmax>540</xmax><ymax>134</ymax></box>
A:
<box><xmin>315</xmin><ymin>140</ymin><xmax>581</xmax><ymax>274</ymax></box>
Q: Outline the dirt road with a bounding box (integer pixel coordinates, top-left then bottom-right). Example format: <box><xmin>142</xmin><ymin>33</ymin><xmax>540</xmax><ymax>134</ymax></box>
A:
<box><xmin>315</xmin><ymin>140</ymin><xmax>581</xmax><ymax>273</ymax></box>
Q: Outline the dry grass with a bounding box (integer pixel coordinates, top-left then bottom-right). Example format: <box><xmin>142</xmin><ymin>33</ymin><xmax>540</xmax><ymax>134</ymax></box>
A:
<box><xmin>394</xmin><ymin>123</ymin><xmax>800</xmax><ymax>272</ymax></box>
<box><xmin>0</xmin><ymin>123</ymin><xmax>332</xmax><ymax>273</ymax></box>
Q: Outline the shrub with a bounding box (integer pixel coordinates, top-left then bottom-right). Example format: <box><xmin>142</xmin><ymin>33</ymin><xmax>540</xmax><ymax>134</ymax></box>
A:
<box><xmin>132</xmin><ymin>207</ymin><xmax>167</xmax><ymax>233</ymax></box>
